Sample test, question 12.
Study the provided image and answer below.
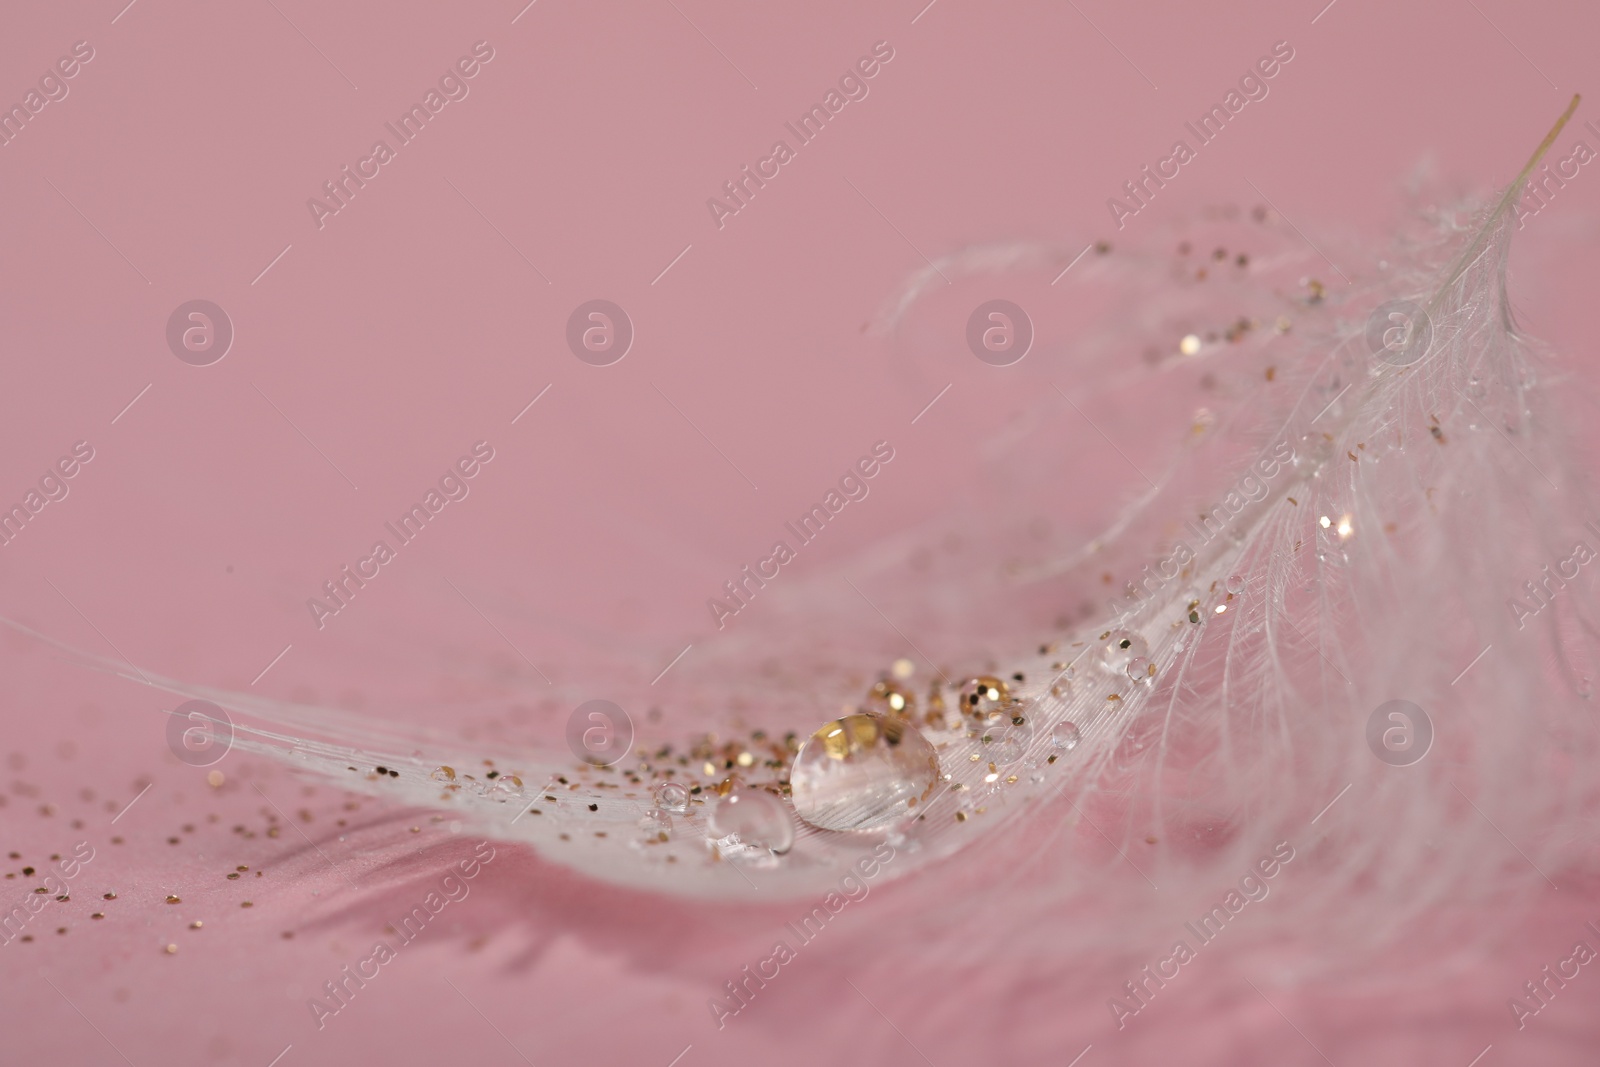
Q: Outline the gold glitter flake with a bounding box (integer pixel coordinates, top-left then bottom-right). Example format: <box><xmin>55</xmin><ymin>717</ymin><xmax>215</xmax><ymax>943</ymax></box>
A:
<box><xmin>865</xmin><ymin>679</ymin><xmax>916</xmax><ymax>718</ymax></box>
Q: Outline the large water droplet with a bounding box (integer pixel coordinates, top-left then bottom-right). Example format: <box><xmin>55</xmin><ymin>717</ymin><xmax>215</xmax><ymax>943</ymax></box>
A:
<box><xmin>706</xmin><ymin>789</ymin><xmax>794</xmax><ymax>854</ymax></box>
<box><xmin>1099</xmin><ymin>630</ymin><xmax>1149</xmax><ymax>675</ymax></box>
<box><xmin>1225</xmin><ymin>574</ymin><xmax>1245</xmax><ymax>594</ymax></box>
<box><xmin>653</xmin><ymin>781</ymin><xmax>690</xmax><ymax>814</ymax></box>
<box><xmin>1052</xmin><ymin>722</ymin><xmax>1082</xmax><ymax>751</ymax></box>
<box><xmin>789</xmin><ymin>712</ymin><xmax>939</xmax><ymax>831</ymax></box>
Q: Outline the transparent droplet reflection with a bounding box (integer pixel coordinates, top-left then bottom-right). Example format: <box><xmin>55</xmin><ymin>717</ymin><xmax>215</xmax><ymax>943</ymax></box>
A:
<box><xmin>790</xmin><ymin>712</ymin><xmax>939</xmax><ymax>832</ymax></box>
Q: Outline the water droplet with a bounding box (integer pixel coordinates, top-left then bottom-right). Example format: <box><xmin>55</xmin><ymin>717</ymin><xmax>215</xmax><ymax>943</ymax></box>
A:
<box><xmin>1099</xmin><ymin>630</ymin><xmax>1149</xmax><ymax>675</ymax></box>
<box><xmin>477</xmin><ymin>775</ymin><xmax>525</xmax><ymax>799</ymax></box>
<box><xmin>706</xmin><ymin>789</ymin><xmax>793</xmax><ymax>854</ymax></box>
<box><xmin>958</xmin><ymin>676</ymin><xmax>1011</xmax><ymax>721</ymax></box>
<box><xmin>637</xmin><ymin>809</ymin><xmax>672</xmax><ymax>836</ymax></box>
<box><xmin>653</xmin><ymin>781</ymin><xmax>690</xmax><ymax>814</ymax></box>
<box><xmin>1051</xmin><ymin>722</ymin><xmax>1082</xmax><ymax>751</ymax></box>
<box><xmin>1225</xmin><ymin>574</ymin><xmax>1245</xmax><ymax>594</ymax></box>
<box><xmin>986</xmin><ymin>723</ymin><xmax>1029</xmax><ymax>765</ymax></box>
<box><xmin>1126</xmin><ymin>657</ymin><xmax>1154</xmax><ymax>684</ymax></box>
<box><xmin>499</xmin><ymin>774</ymin><xmax>525</xmax><ymax>793</ymax></box>
<box><xmin>789</xmin><ymin>712</ymin><xmax>940</xmax><ymax>832</ymax></box>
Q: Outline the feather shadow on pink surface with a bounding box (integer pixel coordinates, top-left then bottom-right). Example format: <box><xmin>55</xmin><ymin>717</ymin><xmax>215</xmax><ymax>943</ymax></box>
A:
<box><xmin>5</xmin><ymin>98</ymin><xmax>1600</xmax><ymax>1066</ymax></box>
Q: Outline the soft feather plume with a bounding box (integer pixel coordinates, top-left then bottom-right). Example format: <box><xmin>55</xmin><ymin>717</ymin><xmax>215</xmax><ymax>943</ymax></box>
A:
<box><xmin>9</xmin><ymin>95</ymin><xmax>1598</xmax><ymax>1058</ymax></box>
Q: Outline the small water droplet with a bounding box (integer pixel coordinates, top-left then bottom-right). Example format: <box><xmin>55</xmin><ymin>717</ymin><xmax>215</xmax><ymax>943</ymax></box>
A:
<box><xmin>1099</xmin><ymin>630</ymin><xmax>1149</xmax><ymax>675</ymax></box>
<box><xmin>790</xmin><ymin>713</ymin><xmax>939</xmax><ymax>831</ymax></box>
<box><xmin>706</xmin><ymin>790</ymin><xmax>793</xmax><ymax>854</ymax></box>
<box><xmin>492</xmin><ymin>775</ymin><xmax>524</xmax><ymax>796</ymax></box>
<box><xmin>1126</xmin><ymin>657</ymin><xmax>1154</xmax><ymax>683</ymax></box>
<box><xmin>475</xmin><ymin>775</ymin><xmax>524</xmax><ymax>799</ymax></box>
<box><xmin>1052</xmin><ymin>722</ymin><xmax>1082</xmax><ymax>751</ymax></box>
<box><xmin>958</xmin><ymin>676</ymin><xmax>1012</xmax><ymax>721</ymax></box>
<box><xmin>653</xmin><ymin>781</ymin><xmax>690</xmax><ymax>813</ymax></box>
<box><xmin>987</xmin><ymin>723</ymin><xmax>1029</xmax><ymax>765</ymax></box>
<box><xmin>1225</xmin><ymin>574</ymin><xmax>1245</xmax><ymax>594</ymax></box>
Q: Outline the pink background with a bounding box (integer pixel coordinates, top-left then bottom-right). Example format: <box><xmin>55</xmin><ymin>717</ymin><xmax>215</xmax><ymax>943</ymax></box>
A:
<box><xmin>2</xmin><ymin>0</ymin><xmax>1597</xmax><ymax>1064</ymax></box>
